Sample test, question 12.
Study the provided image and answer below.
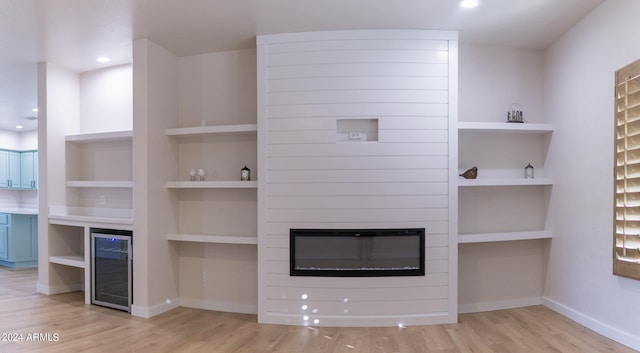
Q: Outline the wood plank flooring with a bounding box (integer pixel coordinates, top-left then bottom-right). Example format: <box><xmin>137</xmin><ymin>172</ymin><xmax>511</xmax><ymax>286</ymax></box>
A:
<box><xmin>0</xmin><ymin>267</ymin><xmax>635</xmax><ymax>353</ymax></box>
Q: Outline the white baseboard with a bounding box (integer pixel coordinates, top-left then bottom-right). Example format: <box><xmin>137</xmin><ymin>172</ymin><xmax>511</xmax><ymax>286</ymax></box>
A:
<box><xmin>36</xmin><ymin>282</ymin><xmax>83</xmax><ymax>295</ymax></box>
<box><xmin>180</xmin><ymin>298</ymin><xmax>257</xmax><ymax>315</ymax></box>
<box><xmin>131</xmin><ymin>297</ymin><xmax>181</xmax><ymax>318</ymax></box>
<box><xmin>459</xmin><ymin>296</ymin><xmax>542</xmax><ymax>314</ymax></box>
<box><xmin>542</xmin><ymin>296</ymin><xmax>640</xmax><ymax>351</ymax></box>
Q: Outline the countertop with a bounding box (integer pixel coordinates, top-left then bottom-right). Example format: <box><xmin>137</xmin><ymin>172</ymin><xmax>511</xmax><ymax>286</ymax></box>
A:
<box><xmin>0</xmin><ymin>207</ymin><xmax>38</xmax><ymax>215</ymax></box>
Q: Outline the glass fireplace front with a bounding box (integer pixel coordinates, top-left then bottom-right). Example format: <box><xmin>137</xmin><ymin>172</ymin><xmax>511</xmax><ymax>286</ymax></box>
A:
<box><xmin>290</xmin><ymin>228</ymin><xmax>425</xmax><ymax>277</ymax></box>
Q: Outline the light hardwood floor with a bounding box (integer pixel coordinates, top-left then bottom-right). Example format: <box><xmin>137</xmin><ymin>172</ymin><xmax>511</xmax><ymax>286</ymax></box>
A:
<box><xmin>0</xmin><ymin>267</ymin><xmax>635</xmax><ymax>353</ymax></box>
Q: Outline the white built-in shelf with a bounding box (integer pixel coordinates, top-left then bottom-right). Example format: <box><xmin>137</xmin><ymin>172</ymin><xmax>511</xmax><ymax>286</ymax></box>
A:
<box><xmin>166</xmin><ymin>233</ymin><xmax>257</xmax><ymax>245</ymax></box>
<box><xmin>458</xmin><ymin>177</ymin><xmax>553</xmax><ymax>187</ymax></box>
<box><xmin>49</xmin><ymin>255</ymin><xmax>86</xmax><ymax>268</ymax></box>
<box><xmin>66</xmin><ymin>180</ymin><xmax>133</xmax><ymax>188</ymax></box>
<box><xmin>65</xmin><ymin>130</ymin><xmax>133</xmax><ymax>143</ymax></box>
<box><xmin>458</xmin><ymin>230</ymin><xmax>553</xmax><ymax>244</ymax></box>
<box><xmin>166</xmin><ymin>181</ymin><xmax>257</xmax><ymax>189</ymax></box>
<box><xmin>49</xmin><ymin>214</ymin><xmax>133</xmax><ymax>229</ymax></box>
<box><xmin>458</xmin><ymin>122</ymin><xmax>553</xmax><ymax>134</ymax></box>
<box><xmin>166</xmin><ymin>124</ymin><xmax>257</xmax><ymax>137</ymax></box>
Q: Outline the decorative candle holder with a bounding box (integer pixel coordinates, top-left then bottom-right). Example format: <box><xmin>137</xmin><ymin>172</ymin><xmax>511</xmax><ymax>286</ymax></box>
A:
<box><xmin>241</xmin><ymin>165</ymin><xmax>251</xmax><ymax>181</ymax></box>
<box><xmin>507</xmin><ymin>103</ymin><xmax>524</xmax><ymax>123</ymax></box>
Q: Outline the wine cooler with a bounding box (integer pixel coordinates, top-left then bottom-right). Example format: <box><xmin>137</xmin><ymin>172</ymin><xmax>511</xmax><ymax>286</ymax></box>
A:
<box><xmin>91</xmin><ymin>228</ymin><xmax>132</xmax><ymax>312</ymax></box>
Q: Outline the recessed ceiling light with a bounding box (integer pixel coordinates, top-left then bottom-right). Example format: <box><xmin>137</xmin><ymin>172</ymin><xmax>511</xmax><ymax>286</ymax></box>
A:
<box><xmin>97</xmin><ymin>56</ymin><xmax>111</xmax><ymax>63</ymax></box>
<box><xmin>16</xmin><ymin>125</ymin><xmax>23</xmax><ymax>129</ymax></box>
<box><xmin>32</xmin><ymin>108</ymin><xmax>38</xmax><ymax>112</ymax></box>
<box><xmin>460</xmin><ymin>0</ymin><xmax>479</xmax><ymax>8</ymax></box>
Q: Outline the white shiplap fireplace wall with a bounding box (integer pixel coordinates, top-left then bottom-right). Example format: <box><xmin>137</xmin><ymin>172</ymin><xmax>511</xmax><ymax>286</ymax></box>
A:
<box><xmin>257</xmin><ymin>30</ymin><xmax>458</xmax><ymax>327</ymax></box>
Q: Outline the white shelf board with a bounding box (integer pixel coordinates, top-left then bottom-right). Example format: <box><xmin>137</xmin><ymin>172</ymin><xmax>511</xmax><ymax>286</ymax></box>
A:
<box><xmin>458</xmin><ymin>177</ymin><xmax>553</xmax><ymax>187</ymax></box>
<box><xmin>166</xmin><ymin>181</ymin><xmax>257</xmax><ymax>189</ymax></box>
<box><xmin>49</xmin><ymin>214</ymin><xmax>133</xmax><ymax>230</ymax></box>
<box><xmin>458</xmin><ymin>122</ymin><xmax>553</xmax><ymax>134</ymax></box>
<box><xmin>166</xmin><ymin>124</ymin><xmax>257</xmax><ymax>137</ymax></box>
<box><xmin>458</xmin><ymin>230</ymin><xmax>553</xmax><ymax>244</ymax></box>
<box><xmin>166</xmin><ymin>233</ymin><xmax>257</xmax><ymax>245</ymax></box>
<box><xmin>66</xmin><ymin>180</ymin><xmax>133</xmax><ymax>188</ymax></box>
<box><xmin>65</xmin><ymin>130</ymin><xmax>133</xmax><ymax>143</ymax></box>
<box><xmin>49</xmin><ymin>255</ymin><xmax>86</xmax><ymax>268</ymax></box>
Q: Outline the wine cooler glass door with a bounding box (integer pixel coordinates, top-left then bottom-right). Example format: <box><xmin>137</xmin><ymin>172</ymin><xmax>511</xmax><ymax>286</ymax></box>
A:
<box><xmin>91</xmin><ymin>231</ymin><xmax>132</xmax><ymax>312</ymax></box>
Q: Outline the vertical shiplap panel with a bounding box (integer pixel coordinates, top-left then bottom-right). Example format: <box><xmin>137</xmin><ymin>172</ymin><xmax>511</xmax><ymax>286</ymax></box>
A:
<box><xmin>257</xmin><ymin>30</ymin><xmax>457</xmax><ymax>327</ymax></box>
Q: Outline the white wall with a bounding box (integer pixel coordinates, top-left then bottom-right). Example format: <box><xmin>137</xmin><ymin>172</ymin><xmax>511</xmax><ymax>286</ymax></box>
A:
<box><xmin>0</xmin><ymin>129</ymin><xmax>21</xmax><ymax>150</ymax></box>
<box><xmin>80</xmin><ymin>64</ymin><xmax>133</xmax><ymax>134</ymax></box>
<box><xmin>0</xmin><ymin>130</ymin><xmax>38</xmax><ymax>151</ymax></box>
<box><xmin>543</xmin><ymin>0</ymin><xmax>640</xmax><ymax>349</ymax></box>
<box><xmin>459</xmin><ymin>44</ymin><xmax>544</xmax><ymax>124</ymax></box>
<box><xmin>37</xmin><ymin>62</ymin><xmax>81</xmax><ymax>295</ymax></box>
<box><xmin>179</xmin><ymin>49</ymin><xmax>256</xmax><ymax>127</ymax></box>
<box><xmin>132</xmin><ymin>39</ymin><xmax>180</xmax><ymax>317</ymax></box>
<box><xmin>19</xmin><ymin>130</ymin><xmax>38</xmax><ymax>150</ymax></box>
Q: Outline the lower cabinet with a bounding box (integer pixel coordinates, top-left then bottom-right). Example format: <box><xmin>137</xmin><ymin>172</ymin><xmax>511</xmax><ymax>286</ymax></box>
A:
<box><xmin>0</xmin><ymin>225</ymin><xmax>8</xmax><ymax>260</ymax></box>
<box><xmin>0</xmin><ymin>213</ymin><xmax>38</xmax><ymax>268</ymax></box>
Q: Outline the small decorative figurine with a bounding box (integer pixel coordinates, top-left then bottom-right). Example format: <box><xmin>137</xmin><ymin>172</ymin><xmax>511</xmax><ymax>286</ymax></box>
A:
<box><xmin>524</xmin><ymin>163</ymin><xmax>534</xmax><ymax>179</ymax></box>
<box><xmin>197</xmin><ymin>168</ymin><xmax>205</xmax><ymax>181</ymax></box>
<box><xmin>241</xmin><ymin>165</ymin><xmax>251</xmax><ymax>181</ymax></box>
<box><xmin>460</xmin><ymin>166</ymin><xmax>478</xmax><ymax>179</ymax></box>
<box><xmin>190</xmin><ymin>168</ymin><xmax>196</xmax><ymax>181</ymax></box>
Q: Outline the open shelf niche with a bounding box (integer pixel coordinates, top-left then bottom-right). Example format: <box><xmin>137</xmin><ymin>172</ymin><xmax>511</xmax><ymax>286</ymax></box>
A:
<box><xmin>457</xmin><ymin>120</ymin><xmax>553</xmax><ymax>314</ymax></box>
<box><xmin>458</xmin><ymin>121</ymin><xmax>553</xmax><ymax>243</ymax></box>
<box><xmin>165</xmin><ymin>123</ymin><xmax>257</xmax><ymax>245</ymax></box>
<box><xmin>51</xmin><ymin>130</ymin><xmax>134</xmax><ymax>224</ymax></box>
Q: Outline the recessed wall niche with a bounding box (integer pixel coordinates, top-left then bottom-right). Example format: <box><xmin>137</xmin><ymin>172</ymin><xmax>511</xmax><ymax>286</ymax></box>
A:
<box><xmin>336</xmin><ymin>118</ymin><xmax>379</xmax><ymax>142</ymax></box>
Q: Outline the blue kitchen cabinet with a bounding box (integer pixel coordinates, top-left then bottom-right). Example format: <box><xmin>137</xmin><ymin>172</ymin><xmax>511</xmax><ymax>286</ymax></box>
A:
<box><xmin>0</xmin><ymin>151</ymin><xmax>21</xmax><ymax>189</ymax></box>
<box><xmin>0</xmin><ymin>214</ymin><xmax>8</xmax><ymax>260</ymax></box>
<box><xmin>20</xmin><ymin>151</ymin><xmax>38</xmax><ymax>189</ymax></box>
<box><xmin>0</xmin><ymin>213</ymin><xmax>38</xmax><ymax>268</ymax></box>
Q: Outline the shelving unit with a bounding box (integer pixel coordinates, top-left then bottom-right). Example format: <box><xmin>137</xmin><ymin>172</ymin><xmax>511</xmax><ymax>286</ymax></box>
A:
<box><xmin>166</xmin><ymin>123</ymin><xmax>257</xmax><ymax>245</ymax></box>
<box><xmin>65</xmin><ymin>130</ymin><xmax>133</xmax><ymax>143</ymax></box>
<box><xmin>48</xmin><ymin>213</ymin><xmax>134</xmax><ymax>229</ymax></box>
<box><xmin>45</xmin><ymin>129</ymin><xmax>134</xmax><ymax>305</ymax></box>
<box><xmin>67</xmin><ymin>180</ymin><xmax>133</xmax><ymax>188</ymax></box>
<box><xmin>45</xmin><ymin>222</ymin><xmax>91</xmax><ymax>304</ymax></box>
<box><xmin>166</xmin><ymin>124</ymin><xmax>257</xmax><ymax>137</ymax></box>
<box><xmin>166</xmin><ymin>233</ymin><xmax>257</xmax><ymax>245</ymax></box>
<box><xmin>458</xmin><ymin>230</ymin><xmax>553</xmax><ymax>244</ymax></box>
<box><xmin>61</xmin><ymin>130</ymin><xmax>134</xmax><ymax>227</ymax></box>
<box><xmin>166</xmin><ymin>181</ymin><xmax>256</xmax><ymax>189</ymax></box>
<box><xmin>458</xmin><ymin>177</ymin><xmax>553</xmax><ymax>187</ymax></box>
<box><xmin>458</xmin><ymin>122</ymin><xmax>553</xmax><ymax>134</ymax></box>
<box><xmin>457</xmin><ymin>121</ymin><xmax>554</xmax><ymax>243</ymax></box>
<box><xmin>49</xmin><ymin>255</ymin><xmax>86</xmax><ymax>268</ymax></box>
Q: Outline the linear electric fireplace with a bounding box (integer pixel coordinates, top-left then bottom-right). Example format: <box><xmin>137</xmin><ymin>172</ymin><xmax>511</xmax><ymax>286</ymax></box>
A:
<box><xmin>290</xmin><ymin>228</ymin><xmax>425</xmax><ymax>277</ymax></box>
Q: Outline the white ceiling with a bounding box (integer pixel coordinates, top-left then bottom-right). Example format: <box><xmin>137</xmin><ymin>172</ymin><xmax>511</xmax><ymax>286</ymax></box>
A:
<box><xmin>0</xmin><ymin>0</ymin><xmax>604</xmax><ymax>132</ymax></box>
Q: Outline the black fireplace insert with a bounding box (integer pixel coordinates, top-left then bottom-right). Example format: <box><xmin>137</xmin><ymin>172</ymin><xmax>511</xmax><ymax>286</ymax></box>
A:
<box><xmin>290</xmin><ymin>228</ymin><xmax>425</xmax><ymax>277</ymax></box>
